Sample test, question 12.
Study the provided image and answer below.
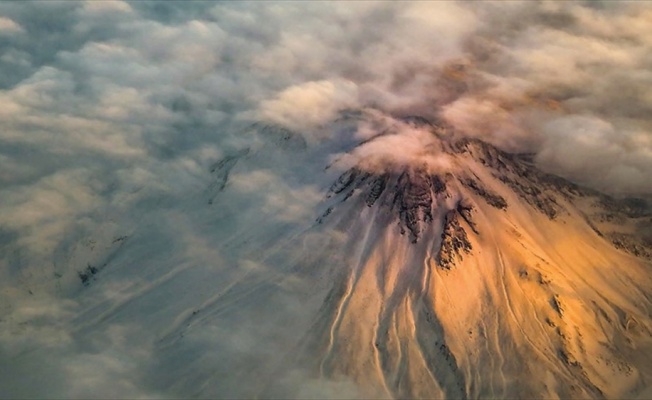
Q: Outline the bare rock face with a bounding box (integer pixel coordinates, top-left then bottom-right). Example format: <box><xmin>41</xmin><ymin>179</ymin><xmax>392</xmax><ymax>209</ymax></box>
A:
<box><xmin>460</xmin><ymin>177</ymin><xmax>508</xmax><ymax>210</ymax></box>
<box><xmin>321</xmin><ymin>164</ymin><xmax>479</xmax><ymax>269</ymax></box>
<box><xmin>252</xmin><ymin>123</ymin><xmax>308</xmax><ymax>151</ymax></box>
<box><xmin>438</xmin><ymin>209</ymin><xmax>472</xmax><ymax>270</ymax></box>
<box><xmin>329</xmin><ymin>168</ymin><xmax>360</xmax><ymax>195</ymax></box>
<box><xmin>609</xmin><ymin>232</ymin><xmax>652</xmax><ymax>260</ymax></box>
<box><xmin>365</xmin><ymin>174</ymin><xmax>388</xmax><ymax>207</ymax></box>
<box><xmin>325</xmin><ymin>167</ymin><xmax>456</xmax><ymax>243</ymax></box>
<box><xmin>390</xmin><ymin>169</ymin><xmax>435</xmax><ymax>242</ymax></box>
<box><xmin>453</xmin><ymin>138</ymin><xmax>566</xmax><ymax>218</ymax></box>
<box><xmin>207</xmin><ymin>148</ymin><xmax>250</xmax><ymax>204</ymax></box>
<box><xmin>318</xmin><ymin>126</ymin><xmax>651</xmax><ymax>272</ymax></box>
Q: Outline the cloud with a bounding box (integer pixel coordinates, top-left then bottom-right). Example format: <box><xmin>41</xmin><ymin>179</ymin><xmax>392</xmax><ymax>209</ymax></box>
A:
<box><xmin>82</xmin><ymin>0</ymin><xmax>133</xmax><ymax>14</ymax></box>
<box><xmin>260</xmin><ymin>80</ymin><xmax>359</xmax><ymax>131</ymax></box>
<box><xmin>535</xmin><ymin>115</ymin><xmax>652</xmax><ymax>193</ymax></box>
<box><xmin>421</xmin><ymin>1</ymin><xmax>652</xmax><ymax>193</ymax></box>
<box><xmin>0</xmin><ymin>1</ymin><xmax>651</xmax><ymax>398</ymax></box>
<box><xmin>0</xmin><ymin>16</ymin><xmax>23</xmax><ymax>34</ymax></box>
<box><xmin>2</xmin><ymin>1</ymin><xmax>645</xmax><ymax>194</ymax></box>
<box><xmin>336</xmin><ymin>115</ymin><xmax>454</xmax><ymax>174</ymax></box>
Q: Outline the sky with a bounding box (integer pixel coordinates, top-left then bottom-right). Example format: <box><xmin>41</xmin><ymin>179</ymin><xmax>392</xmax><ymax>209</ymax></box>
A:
<box><xmin>0</xmin><ymin>1</ymin><xmax>651</xmax><ymax>398</ymax></box>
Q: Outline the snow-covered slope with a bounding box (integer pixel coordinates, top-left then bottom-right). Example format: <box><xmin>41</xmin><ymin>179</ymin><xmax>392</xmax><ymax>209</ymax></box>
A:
<box><xmin>298</xmin><ymin>127</ymin><xmax>652</xmax><ymax>399</ymax></box>
<box><xmin>1</xmin><ymin>114</ymin><xmax>650</xmax><ymax>399</ymax></box>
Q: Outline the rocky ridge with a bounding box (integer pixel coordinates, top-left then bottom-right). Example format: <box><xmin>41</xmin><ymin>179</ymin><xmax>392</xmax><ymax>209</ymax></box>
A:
<box><xmin>317</xmin><ymin>126</ymin><xmax>651</xmax><ymax>269</ymax></box>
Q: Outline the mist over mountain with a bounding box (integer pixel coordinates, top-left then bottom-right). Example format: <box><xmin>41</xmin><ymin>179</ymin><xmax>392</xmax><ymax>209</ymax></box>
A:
<box><xmin>1</xmin><ymin>1</ymin><xmax>651</xmax><ymax>399</ymax></box>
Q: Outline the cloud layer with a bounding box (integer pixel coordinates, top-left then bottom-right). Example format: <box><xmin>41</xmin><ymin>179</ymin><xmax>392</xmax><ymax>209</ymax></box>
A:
<box><xmin>1</xmin><ymin>1</ymin><xmax>651</xmax><ymax>194</ymax></box>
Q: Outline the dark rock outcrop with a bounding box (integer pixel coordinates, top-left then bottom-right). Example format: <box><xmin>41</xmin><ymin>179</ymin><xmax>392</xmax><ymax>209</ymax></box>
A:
<box><xmin>437</xmin><ymin>210</ymin><xmax>472</xmax><ymax>270</ymax></box>
<box><xmin>461</xmin><ymin>178</ymin><xmax>508</xmax><ymax>210</ymax></box>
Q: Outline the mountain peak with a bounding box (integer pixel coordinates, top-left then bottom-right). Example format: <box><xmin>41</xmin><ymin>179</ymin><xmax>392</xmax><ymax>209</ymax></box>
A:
<box><xmin>318</xmin><ymin>128</ymin><xmax>651</xmax><ymax>268</ymax></box>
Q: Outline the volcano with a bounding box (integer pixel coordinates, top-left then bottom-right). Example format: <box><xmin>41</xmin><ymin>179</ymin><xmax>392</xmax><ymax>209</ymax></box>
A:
<box><xmin>196</xmin><ymin>115</ymin><xmax>652</xmax><ymax>398</ymax></box>
<box><xmin>295</xmin><ymin>127</ymin><xmax>652</xmax><ymax>399</ymax></box>
<box><xmin>2</xmin><ymin>114</ymin><xmax>651</xmax><ymax>399</ymax></box>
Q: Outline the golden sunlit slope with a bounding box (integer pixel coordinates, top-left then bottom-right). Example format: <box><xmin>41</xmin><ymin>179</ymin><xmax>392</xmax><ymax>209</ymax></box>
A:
<box><xmin>291</xmin><ymin>133</ymin><xmax>652</xmax><ymax>399</ymax></box>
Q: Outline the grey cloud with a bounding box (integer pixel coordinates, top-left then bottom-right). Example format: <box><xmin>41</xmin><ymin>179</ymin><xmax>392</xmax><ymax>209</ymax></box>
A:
<box><xmin>129</xmin><ymin>0</ymin><xmax>214</xmax><ymax>25</ymax></box>
<box><xmin>0</xmin><ymin>1</ymin><xmax>135</xmax><ymax>89</ymax></box>
<box><xmin>427</xmin><ymin>2</ymin><xmax>652</xmax><ymax>193</ymax></box>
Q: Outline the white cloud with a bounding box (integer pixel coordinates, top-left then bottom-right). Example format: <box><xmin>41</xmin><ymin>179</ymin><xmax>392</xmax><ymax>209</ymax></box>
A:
<box><xmin>536</xmin><ymin>115</ymin><xmax>652</xmax><ymax>193</ymax></box>
<box><xmin>0</xmin><ymin>16</ymin><xmax>22</xmax><ymax>33</ymax></box>
<box><xmin>260</xmin><ymin>80</ymin><xmax>359</xmax><ymax>132</ymax></box>
<box><xmin>82</xmin><ymin>0</ymin><xmax>132</xmax><ymax>14</ymax></box>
